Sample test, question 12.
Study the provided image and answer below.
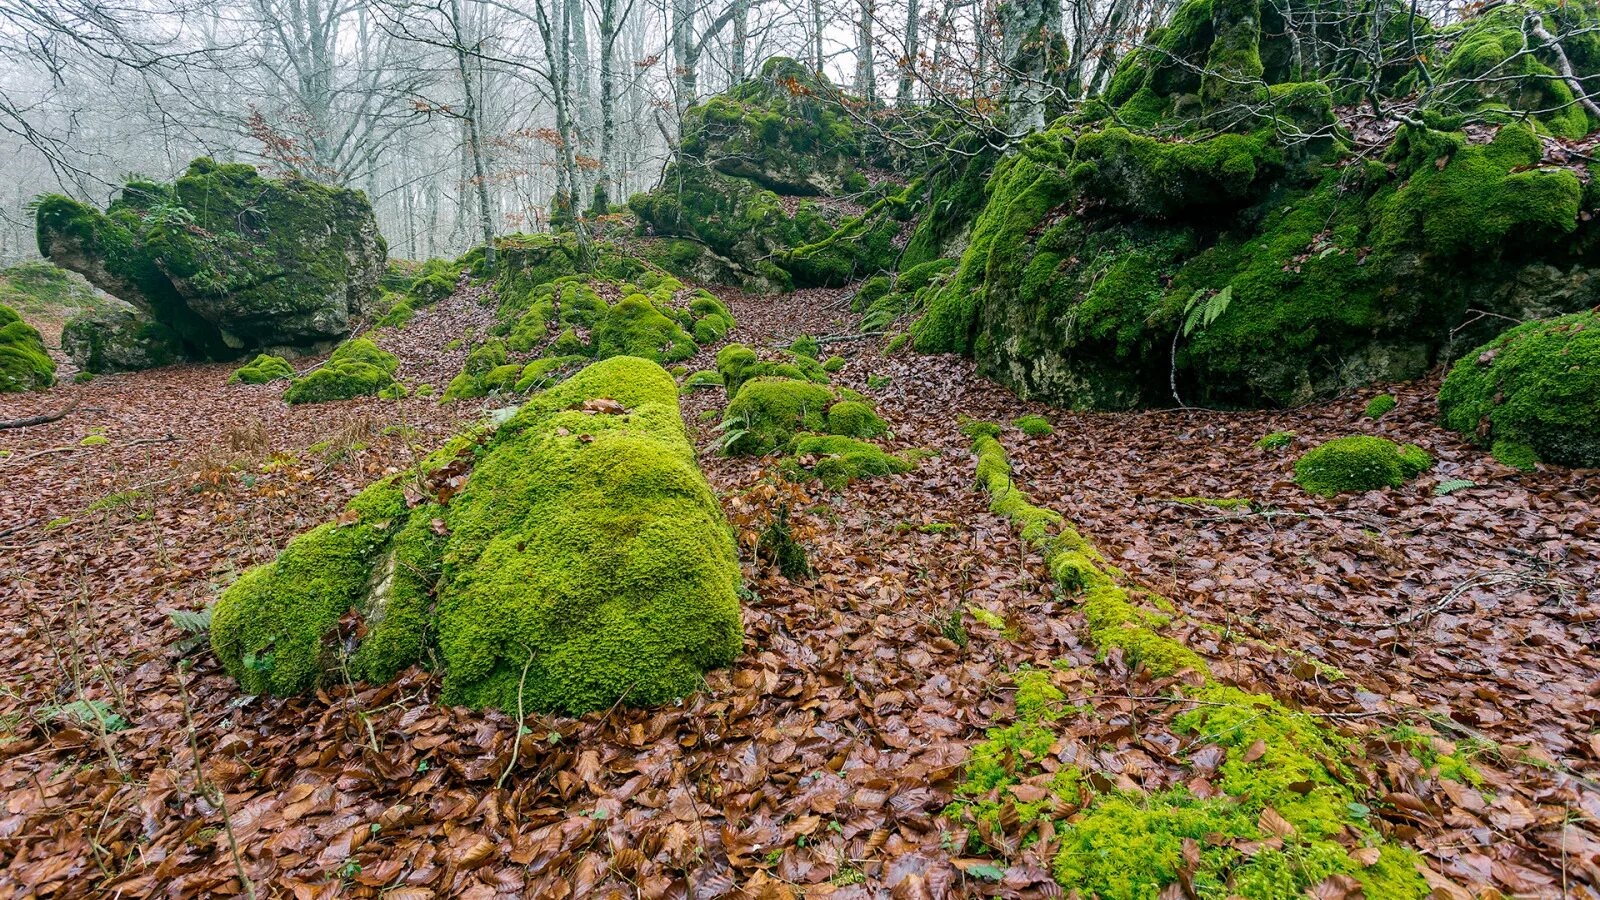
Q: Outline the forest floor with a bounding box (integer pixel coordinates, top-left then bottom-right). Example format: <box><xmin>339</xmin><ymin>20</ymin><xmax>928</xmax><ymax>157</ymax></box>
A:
<box><xmin>1</xmin><ymin>279</ymin><xmax>1597</xmax><ymax>898</ymax></box>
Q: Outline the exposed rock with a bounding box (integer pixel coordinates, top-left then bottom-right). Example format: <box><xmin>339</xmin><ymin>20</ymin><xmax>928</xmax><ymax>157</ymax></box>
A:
<box><xmin>60</xmin><ymin>307</ymin><xmax>182</xmax><ymax>374</ymax></box>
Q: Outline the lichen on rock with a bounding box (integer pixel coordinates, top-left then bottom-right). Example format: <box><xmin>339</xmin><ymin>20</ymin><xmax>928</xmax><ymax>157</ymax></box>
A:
<box><xmin>212</xmin><ymin>355</ymin><xmax>743</xmax><ymax>714</ymax></box>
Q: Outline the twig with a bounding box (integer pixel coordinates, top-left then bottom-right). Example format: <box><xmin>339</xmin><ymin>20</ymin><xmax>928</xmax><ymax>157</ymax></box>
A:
<box><xmin>1290</xmin><ymin>569</ymin><xmax>1539</xmax><ymax>631</ymax></box>
<box><xmin>496</xmin><ymin>648</ymin><xmax>537</xmax><ymax>790</ymax></box>
<box><xmin>176</xmin><ymin>663</ymin><xmax>257</xmax><ymax>900</ymax></box>
<box><xmin>0</xmin><ymin>397</ymin><xmax>80</xmax><ymax>430</ymax></box>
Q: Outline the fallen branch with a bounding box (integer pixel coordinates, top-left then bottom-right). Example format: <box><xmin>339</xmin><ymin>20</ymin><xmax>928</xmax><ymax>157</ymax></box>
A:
<box><xmin>0</xmin><ymin>397</ymin><xmax>80</xmax><ymax>430</ymax></box>
<box><xmin>1291</xmin><ymin>569</ymin><xmax>1541</xmax><ymax>631</ymax></box>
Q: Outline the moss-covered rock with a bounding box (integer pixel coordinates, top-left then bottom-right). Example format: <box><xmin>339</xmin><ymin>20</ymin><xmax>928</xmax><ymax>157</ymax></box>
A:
<box><xmin>715</xmin><ymin>342</ymin><xmax>830</xmax><ymax>397</ymax></box>
<box><xmin>722</xmin><ymin>377</ymin><xmax>838</xmax><ymax>455</ymax></box>
<box><xmin>912</xmin><ymin>0</ymin><xmax>1600</xmax><ymax>412</ymax></box>
<box><xmin>1439</xmin><ymin>309</ymin><xmax>1600</xmax><ymax>468</ymax></box>
<box><xmin>1293</xmin><ymin>435</ymin><xmax>1432</xmax><ymax>496</ymax></box>
<box><xmin>59</xmin><ymin>307</ymin><xmax>183</xmax><ymax>373</ymax></box>
<box><xmin>229</xmin><ymin>353</ymin><xmax>295</xmax><ymax>384</ymax></box>
<box><xmin>212</xmin><ymin>356</ymin><xmax>742</xmax><ymax>714</ymax></box>
<box><xmin>826</xmin><ymin>400</ymin><xmax>888</xmax><ymax>438</ymax></box>
<box><xmin>1014</xmin><ymin>414</ymin><xmax>1054</xmax><ymax>436</ymax></box>
<box><xmin>36</xmin><ymin>158</ymin><xmax>385</xmax><ymax>366</ymax></box>
<box><xmin>283</xmin><ymin>337</ymin><xmax>399</xmax><ymax>404</ymax></box>
<box><xmin>1362</xmin><ymin>393</ymin><xmax>1397</xmax><ymax>419</ymax></box>
<box><xmin>0</xmin><ymin>261</ymin><xmax>121</xmax><ymax>322</ymax></box>
<box><xmin>0</xmin><ymin>303</ymin><xmax>55</xmax><ymax>392</ymax></box>
<box><xmin>785</xmin><ymin>433</ymin><xmax>914</xmax><ymax>488</ymax></box>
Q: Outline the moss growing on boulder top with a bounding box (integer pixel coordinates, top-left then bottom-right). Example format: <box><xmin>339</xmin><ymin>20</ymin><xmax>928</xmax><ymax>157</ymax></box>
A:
<box><xmin>211</xmin><ymin>356</ymin><xmax>742</xmax><ymax>714</ymax></box>
<box><xmin>1439</xmin><ymin>309</ymin><xmax>1600</xmax><ymax>469</ymax></box>
<box><xmin>284</xmin><ymin>337</ymin><xmax>399</xmax><ymax>404</ymax></box>
<box><xmin>37</xmin><ymin>158</ymin><xmax>385</xmax><ymax>367</ymax></box>
<box><xmin>715</xmin><ymin>342</ymin><xmax>829</xmax><ymax>397</ymax></box>
<box><xmin>229</xmin><ymin>353</ymin><xmax>295</xmax><ymax>384</ymax></box>
<box><xmin>1294</xmin><ymin>435</ymin><xmax>1431</xmax><ymax>496</ymax></box>
<box><xmin>0</xmin><ymin>303</ymin><xmax>55</xmax><ymax>393</ymax></box>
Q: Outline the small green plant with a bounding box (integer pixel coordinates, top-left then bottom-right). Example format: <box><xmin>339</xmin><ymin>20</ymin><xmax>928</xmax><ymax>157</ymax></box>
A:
<box><xmin>866</xmin><ymin>373</ymin><xmax>892</xmax><ymax>390</ymax></box>
<box><xmin>78</xmin><ymin>434</ymin><xmax>109</xmax><ymax>446</ymax></box>
<box><xmin>169</xmin><ymin>606</ymin><xmax>214</xmax><ymax>656</ymax></box>
<box><xmin>1433</xmin><ymin>478</ymin><xmax>1475</xmax><ymax>496</ymax></box>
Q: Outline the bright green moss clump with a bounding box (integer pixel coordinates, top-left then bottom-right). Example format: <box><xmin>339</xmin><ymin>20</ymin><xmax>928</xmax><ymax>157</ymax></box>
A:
<box><xmin>213</xmin><ymin>356</ymin><xmax>742</xmax><ymax>715</ymax></box>
<box><xmin>715</xmin><ymin>342</ymin><xmax>830</xmax><ymax>397</ymax></box>
<box><xmin>786</xmin><ymin>434</ymin><xmax>914</xmax><ymax>488</ymax></box>
<box><xmin>1362</xmin><ymin>393</ymin><xmax>1397</xmax><ymax>419</ymax></box>
<box><xmin>1438</xmin><ymin>309</ymin><xmax>1600</xmax><ymax>469</ymax></box>
<box><xmin>229</xmin><ymin>353</ymin><xmax>294</xmax><ymax>385</ymax></box>
<box><xmin>826</xmin><ymin>400</ymin><xmax>888</xmax><ymax>438</ymax></box>
<box><xmin>722</xmin><ymin>377</ymin><xmax>837</xmax><ymax>455</ymax></box>
<box><xmin>0</xmin><ymin>303</ymin><xmax>55</xmax><ymax>392</ymax></box>
<box><xmin>1013</xmin><ymin>414</ymin><xmax>1053</xmax><ymax>436</ymax></box>
<box><xmin>1293</xmin><ymin>435</ymin><xmax>1432</xmax><ymax>496</ymax></box>
<box><xmin>284</xmin><ymin>337</ymin><xmax>399</xmax><ymax>404</ymax></box>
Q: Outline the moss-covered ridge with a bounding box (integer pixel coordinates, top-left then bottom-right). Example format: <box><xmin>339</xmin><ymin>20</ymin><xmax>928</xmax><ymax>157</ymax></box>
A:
<box><xmin>1439</xmin><ymin>307</ymin><xmax>1600</xmax><ymax>469</ymax></box>
<box><xmin>36</xmin><ymin>157</ymin><xmax>385</xmax><ymax>370</ymax></box>
<box><xmin>0</xmin><ymin>303</ymin><xmax>55</xmax><ymax>393</ymax></box>
<box><xmin>948</xmin><ymin>430</ymin><xmax>1430</xmax><ymax>898</ymax></box>
<box><xmin>914</xmin><ymin>0</ymin><xmax>1600</xmax><ymax>411</ymax></box>
<box><xmin>212</xmin><ymin>356</ymin><xmax>743</xmax><ymax>714</ymax></box>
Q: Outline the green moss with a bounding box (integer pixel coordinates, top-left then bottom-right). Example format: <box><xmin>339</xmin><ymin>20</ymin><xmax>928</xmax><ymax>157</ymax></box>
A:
<box><xmin>786</xmin><ymin>434</ymin><xmax>913</xmax><ymax>488</ymax></box>
<box><xmin>1362</xmin><ymin>393</ymin><xmax>1397</xmax><ymax>419</ymax></box>
<box><xmin>826</xmin><ymin>400</ymin><xmax>888</xmax><ymax>438</ymax></box>
<box><xmin>1438</xmin><ymin>309</ymin><xmax>1600</xmax><ymax>468</ymax></box>
<box><xmin>722</xmin><ymin>377</ymin><xmax>837</xmax><ymax>455</ymax></box>
<box><xmin>595</xmin><ymin>295</ymin><xmax>698</xmax><ymax>363</ymax></box>
<box><xmin>513</xmin><ymin>355</ymin><xmax>586</xmax><ymax>393</ymax></box>
<box><xmin>229</xmin><ymin>353</ymin><xmax>294</xmax><ymax>385</ymax></box>
<box><xmin>852</xmin><ymin>276</ymin><xmax>891</xmax><ymax>315</ymax></box>
<box><xmin>790</xmin><ymin>335</ymin><xmax>820</xmax><ymax>359</ymax></box>
<box><xmin>215</xmin><ymin>356</ymin><xmax>742</xmax><ymax>714</ymax></box>
<box><xmin>1293</xmin><ymin>435</ymin><xmax>1432</xmax><ymax>496</ymax></box>
<box><xmin>1013</xmin><ymin>414</ymin><xmax>1054</xmax><ymax>436</ymax></box>
<box><xmin>0</xmin><ymin>303</ymin><xmax>55</xmax><ymax>392</ymax></box>
<box><xmin>680</xmin><ymin>369</ymin><xmax>725</xmax><ymax>393</ymax></box>
<box><xmin>821</xmin><ymin>355</ymin><xmax>846</xmax><ymax>373</ymax></box>
<box><xmin>284</xmin><ymin>338</ymin><xmax>399</xmax><ymax>405</ymax></box>
<box><xmin>1255</xmin><ymin>430</ymin><xmax>1295</xmax><ymax>450</ymax></box>
<box><xmin>716</xmin><ymin>342</ymin><xmax>830</xmax><ymax>397</ymax></box>
<box><xmin>78</xmin><ymin>434</ymin><xmax>110</xmax><ymax>447</ymax></box>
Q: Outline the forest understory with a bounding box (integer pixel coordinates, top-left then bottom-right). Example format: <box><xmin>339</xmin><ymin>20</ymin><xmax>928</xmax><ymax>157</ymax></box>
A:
<box><xmin>1</xmin><ymin>275</ymin><xmax>1596</xmax><ymax>898</ymax></box>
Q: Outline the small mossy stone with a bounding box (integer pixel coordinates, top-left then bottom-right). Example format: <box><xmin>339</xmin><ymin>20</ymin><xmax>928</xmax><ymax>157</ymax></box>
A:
<box><xmin>229</xmin><ymin>353</ymin><xmax>294</xmax><ymax>385</ymax></box>
<box><xmin>821</xmin><ymin>355</ymin><xmax>846</xmax><ymax>373</ymax></box>
<box><xmin>1438</xmin><ymin>309</ymin><xmax>1600</xmax><ymax>469</ymax></box>
<box><xmin>1293</xmin><ymin>435</ymin><xmax>1432</xmax><ymax>497</ymax></box>
<box><xmin>0</xmin><ymin>303</ymin><xmax>56</xmax><ymax>392</ymax></box>
<box><xmin>1362</xmin><ymin>393</ymin><xmax>1397</xmax><ymax>419</ymax></box>
<box><xmin>787</xmin><ymin>433</ymin><xmax>913</xmax><ymax>488</ymax></box>
<box><xmin>1013</xmin><ymin>414</ymin><xmax>1054</xmax><ymax>436</ymax></box>
<box><xmin>826</xmin><ymin>400</ymin><xmax>888</xmax><ymax>438</ymax></box>
<box><xmin>722</xmin><ymin>377</ymin><xmax>836</xmax><ymax>455</ymax></box>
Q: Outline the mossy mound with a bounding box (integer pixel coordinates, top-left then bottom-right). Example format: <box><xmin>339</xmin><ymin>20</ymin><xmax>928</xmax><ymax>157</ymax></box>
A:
<box><xmin>912</xmin><ymin>0</ymin><xmax>1600</xmax><ymax>411</ymax></box>
<box><xmin>1293</xmin><ymin>435</ymin><xmax>1432</xmax><ymax>496</ymax></box>
<box><xmin>451</xmin><ymin>270</ymin><xmax>734</xmax><ymax>401</ymax></box>
<box><xmin>1439</xmin><ymin>309</ymin><xmax>1600</xmax><ymax>469</ymax></box>
<box><xmin>715</xmin><ymin>342</ymin><xmax>829</xmax><ymax>397</ymax></box>
<box><xmin>283</xmin><ymin>338</ymin><xmax>399</xmax><ymax>404</ymax></box>
<box><xmin>0</xmin><ymin>303</ymin><xmax>55</xmax><ymax>393</ymax></box>
<box><xmin>785</xmin><ymin>434</ymin><xmax>914</xmax><ymax>489</ymax></box>
<box><xmin>826</xmin><ymin>400</ymin><xmax>888</xmax><ymax>438</ymax></box>
<box><xmin>1014</xmin><ymin>414</ymin><xmax>1054</xmax><ymax>436</ymax></box>
<box><xmin>1363</xmin><ymin>393</ymin><xmax>1397</xmax><ymax>419</ymax></box>
<box><xmin>229</xmin><ymin>353</ymin><xmax>295</xmax><ymax>384</ymax></box>
<box><xmin>721</xmin><ymin>377</ymin><xmax>839</xmax><ymax>455</ymax></box>
<box><xmin>60</xmin><ymin>307</ymin><xmax>183</xmax><ymax>373</ymax></box>
<box><xmin>37</xmin><ymin>158</ymin><xmax>385</xmax><ymax>368</ymax></box>
<box><xmin>211</xmin><ymin>356</ymin><xmax>742</xmax><ymax>714</ymax></box>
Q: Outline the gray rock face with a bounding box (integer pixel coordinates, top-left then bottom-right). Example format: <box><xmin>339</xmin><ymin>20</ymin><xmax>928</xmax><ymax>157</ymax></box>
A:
<box><xmin>61</xmin><ymin>308</ymin><xmax>183</xmax><ymax>373</ymax></box>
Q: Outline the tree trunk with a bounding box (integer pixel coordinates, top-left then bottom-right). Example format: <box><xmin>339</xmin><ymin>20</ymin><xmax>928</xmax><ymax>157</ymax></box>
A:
<box><xmin>594</xmin><ymin>0</ymin><xmax>618</xmax><ymax>213</ymax></box>
<box><xmin>896</xmin><ymin>0</ymin><xmax>921</xmax><ymax>103</ymax></box>
<box><xmin>856</xmin><ymin>0</ymin><xmax>877</xmax><ymax>101</ymax></box>
<box><xmin>451</xmin><ymin>0</ymin><xmax>496</xmax><ymax>271</ymax></box>
<box><xmin>997</xmin><ymin>0</ymin><xmax>1062</xmax><ymax>135</ymax></box>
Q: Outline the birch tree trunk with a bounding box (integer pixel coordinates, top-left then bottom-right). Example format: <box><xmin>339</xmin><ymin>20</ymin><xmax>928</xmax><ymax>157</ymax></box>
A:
<box><xmin>449</xmin><ymin>0</ymin><xmax>496</xmax><ymax>271</ymax></box>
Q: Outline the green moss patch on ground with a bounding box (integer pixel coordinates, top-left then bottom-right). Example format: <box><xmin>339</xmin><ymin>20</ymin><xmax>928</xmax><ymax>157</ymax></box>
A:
<box><xmin>284</xmin><ymin>337</ymin><xmax>399</xmax><ymax>404</ymax></box>
<box><xmin>1293</xmin><ymin>435</ymin><xmax>1432</xmax><ymax>496</ymax></box>
<box><xmin>0</xmin><ymin>303</ymin><xmax>56</xmax><ymax>393</ymax></box>
<box><xmin>229</xmin><ymin>353</ymin><xmax>295</xmax><ymax>385</ymax></box>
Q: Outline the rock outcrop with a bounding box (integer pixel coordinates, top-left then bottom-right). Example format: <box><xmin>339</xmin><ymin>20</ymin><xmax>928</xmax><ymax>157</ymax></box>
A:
<box><xmin>37</xmin><ymin>158</ymin><xmax>385</xmax><ymax>371</ymax></box>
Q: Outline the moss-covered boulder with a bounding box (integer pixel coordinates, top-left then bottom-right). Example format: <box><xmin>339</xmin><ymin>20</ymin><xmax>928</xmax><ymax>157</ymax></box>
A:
<box><xmin>0</xmin><ymin>261</ymin><xmax>122</xmax><ymax>321</ymax></box>
<box><xmin>229</xmin><ymin>353</ymin><xmax>295</xmax><ymax>384</ymax></box>
<box><xmin>211</xmin><ymin>356</ymin><xmax>743</xmax><ymax>714</ymax></box>
<box><xmin>283</xmin><ymin>337</ymin><xmax>398</xmax><ymax>404</ymax></box>
<box><xmin>0</xmin><ymin>303</ymin><xmax>55</xmax><ymax>392</ymax></box>
<box><xmin>715</xmin><ymin>342</ymin><xmax>830</xmax><ymax>397</ymax></box>
<box><xmin>1294</xmin><ymin>435</ymin><xmax>1432</xmax><ymax>496</ymax></box>
<box><xmin>37</xmin><ymin>158</ymin><xmax>385</xmax><ymax>369</ymax></box>
<box><xmin>1439</xmin><ymin>309</ymin><xmax>1600</xmax><ymax>468</ymax></box>
<box><xmin>59</xmin><ymin>307</ymin><xmax>183</xmax><ymax>374</ymax></box>
<box><xmin>913</xmin><ymin>0</ymin><xmax>1600</xmax><ymax>411</ymax></box>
